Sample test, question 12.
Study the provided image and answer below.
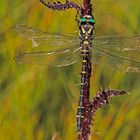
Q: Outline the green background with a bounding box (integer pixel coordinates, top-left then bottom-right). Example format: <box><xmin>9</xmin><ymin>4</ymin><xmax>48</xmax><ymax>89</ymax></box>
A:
<box><xmin>0</xmin><ymin>0</ymin><xmax>140</xmax><ymax>140</ymax></box>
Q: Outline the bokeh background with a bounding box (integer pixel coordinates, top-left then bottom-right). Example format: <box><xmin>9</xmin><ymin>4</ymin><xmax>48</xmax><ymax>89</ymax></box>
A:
<box><xmin>0</xmin><ymin>0</ymin><xmax>140</xmax><ymax>140</ymax></box>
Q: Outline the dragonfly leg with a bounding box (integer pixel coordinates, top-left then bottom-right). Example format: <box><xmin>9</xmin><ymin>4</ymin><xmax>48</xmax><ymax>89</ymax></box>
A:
<box><xmin>39</xmin><ymin>0</ymin><xmax>81</xmax><ymax>11</ymax></box>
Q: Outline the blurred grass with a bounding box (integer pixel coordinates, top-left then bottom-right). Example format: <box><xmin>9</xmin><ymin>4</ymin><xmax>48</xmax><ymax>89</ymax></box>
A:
<box><xmin>0</xmin><ymin>0</ymin><xmax>140</xmax><ymax>140</ymax></box>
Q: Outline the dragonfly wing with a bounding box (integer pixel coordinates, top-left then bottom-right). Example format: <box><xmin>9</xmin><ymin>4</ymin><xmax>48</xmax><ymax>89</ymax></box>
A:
<box><xmin>93</xmin><ymin>35</ymin><xmax>140</xmax><ymax>51</ymax></box>
<box><xmin>13</xmin><ymin>25</ymin><xmax>43</xmax><ymax>38</ymax></box>
<box><xmin>92</xmin><ymin>35</ymin><xmax>140</xmax><ymax>72</ymax></box>
<box><xmin>15</xmin><ymin>47</ymin><xmax>80</xmax><ymax>67</ymax></box>
<box><xmin>14</xmin><ymin>25</ymin><xmax>79</xmax><ymax>50</ymax></box>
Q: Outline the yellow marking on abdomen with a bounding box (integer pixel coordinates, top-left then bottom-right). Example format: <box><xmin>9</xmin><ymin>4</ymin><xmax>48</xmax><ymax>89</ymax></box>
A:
<box><xmin>81</xmin><ymin>71</ymin><xmax>86</xmax><ymax>74</ymax></box>
<box><xmin>82</xmin><ymin>50</ymin><xmax>89</xmax><ymax>52</ymax></box>
<box><xmin>77</xmin><ymin>115</ymin><xmax>84</xmax><ymax>118</ymax></box>
<box><xmin>78</xmin><ymin>106</ymin><xmax>84</xmax><ymax>108</ymax></box>
<box><xmin>81</xmin><ymin>82</ymin><xmax>85</xmax><ymax>85</ymax></box>
<box><xmin>80</xmin><ymin>94</ymin><xmax>84</xmax><ymax>97</ymax></box>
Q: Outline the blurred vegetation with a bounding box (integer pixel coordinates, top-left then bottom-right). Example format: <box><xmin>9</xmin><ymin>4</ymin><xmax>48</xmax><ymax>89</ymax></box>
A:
<box><xmin>0</xmin><ymin>0</ymin><xmax>140</xmax><ymax>140</ymax></box>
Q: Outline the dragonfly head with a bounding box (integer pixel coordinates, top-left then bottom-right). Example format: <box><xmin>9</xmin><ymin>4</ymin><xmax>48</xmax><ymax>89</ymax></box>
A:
<box><xmin>79</xmin><ymin>15</ymin><xmax>95</xmax><ymax>37</ymax></box>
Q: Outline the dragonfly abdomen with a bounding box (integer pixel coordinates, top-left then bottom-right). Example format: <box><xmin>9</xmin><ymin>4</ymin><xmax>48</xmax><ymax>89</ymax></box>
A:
<box><xmin>77</xmin><ymin>47</ymin><xmax>92</xmax><ymax>132</ymax></box>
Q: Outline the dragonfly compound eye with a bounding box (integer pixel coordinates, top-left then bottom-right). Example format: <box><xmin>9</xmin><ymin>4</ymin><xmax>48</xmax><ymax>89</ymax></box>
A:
<box><xmin>80</xmin><ymin>16</ymin><xmax>95</xmax><ymax>26</ymax></box>
<box><xmin>88</xmin><ymin>18</ymin><xmax>95</xmax><ymax>25</ymax></box>
<box><xmin>80</xmin><ymin>17</ymin><xmax>87</xmax><ymax>25</ymax></box>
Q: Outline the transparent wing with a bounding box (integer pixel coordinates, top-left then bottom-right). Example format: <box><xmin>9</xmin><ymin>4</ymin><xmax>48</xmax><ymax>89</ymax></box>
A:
<box><xmin>15</xmin><ymin>47</ymin><xmax>80</xmax><ymax>67</ymax></box>
<box><xmin>92</xmin><ymin>35</ymin><xmax>140</xmax><ymax>72</ymax></box>
<box><xmin>93</xmin><ymin>35</ymin><xmax>140</xmax><ymax>51</ymax></box>
<box><xmin>14</xmin><ymin>25</ymin><xmax>79</xmax><ymax>50</ymax></box>
<box><xmin>14</xmin><ymin>25</ymin><xmax>140</xmax><ymax>72</ymax></box>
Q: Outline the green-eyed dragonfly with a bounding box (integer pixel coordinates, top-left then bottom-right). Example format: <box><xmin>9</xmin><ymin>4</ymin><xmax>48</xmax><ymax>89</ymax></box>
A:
<box><xmin>14</xmin><ymin>24</ymin><xmax>140</xmax><ymax>73</ymax></box>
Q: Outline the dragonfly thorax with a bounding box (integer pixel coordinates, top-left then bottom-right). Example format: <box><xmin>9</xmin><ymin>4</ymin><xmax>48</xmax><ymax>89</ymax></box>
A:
<box><xmin>79</xmin><ymin>15</ymin><xmax>95</xmax><ymax>40</ymax></box>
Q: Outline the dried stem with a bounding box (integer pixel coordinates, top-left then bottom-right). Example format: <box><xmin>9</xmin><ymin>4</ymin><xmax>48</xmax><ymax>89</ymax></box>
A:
<box><xmin>77</xmin><ymin>90</ymin><xmax>127</xmax><ymax>140</ymax></box>
<box><xmin>40</xmin><ymin>0</ymin><xmax>81</xmax><ymax>11</ymax></box>
<box><xmin>89</xmin><ymin>90</ymin><xmax>127</xmax><ymax>133</ymax></box>
<box><xmin>83</xmin><ymin>0</ymin><xmax>90</xmax><ymax>9</ymax></box>
<box><xmin>82</xmin><ymin>0</ymin><xmax>92</xmax><ymax>15</ymax></box>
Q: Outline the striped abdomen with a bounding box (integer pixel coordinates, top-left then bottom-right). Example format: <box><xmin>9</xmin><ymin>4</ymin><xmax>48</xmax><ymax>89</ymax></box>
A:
<box><xmin>77</xmin><ymin>42</ymin><xmax>92</xmax><ymax>132</ymax></box>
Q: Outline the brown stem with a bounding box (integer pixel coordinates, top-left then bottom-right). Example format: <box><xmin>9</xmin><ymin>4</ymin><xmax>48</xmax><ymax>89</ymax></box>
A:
<box><xmin>40</xmin><ymin>0</ymin><xmax>81</xmax><ymax>11</ymax></box>
<box><xmin>89</xmin><ymin>90</ymin><xmax>127</xmax><ymax>133</ymax></box>
<box><xmin>82</xmin><ymin>0</ymin><xmax>92</xmax><ymax>15</ymax></box>
<box><xmin>83</xmin><ymin>0</ymin><xmax>90</xmax><ymax>8</ymax></box>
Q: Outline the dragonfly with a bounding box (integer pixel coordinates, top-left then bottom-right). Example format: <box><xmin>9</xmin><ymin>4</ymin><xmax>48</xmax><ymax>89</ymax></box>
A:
<box><xmin>14</xmin><ymin>0</ymin><xmax>140</xmax><ymax>135</ymax></box>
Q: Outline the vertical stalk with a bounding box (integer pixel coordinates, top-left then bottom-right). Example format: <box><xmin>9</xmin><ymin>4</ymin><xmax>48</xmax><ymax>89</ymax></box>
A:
<box><xmin>83</xmin><ymin>0</ymin><xmax>90</xmax><ymax>8</ymax></box>
<box><xmin>83</xmin><ymin>0</ymin><xmax>92</xmax><ymax>15</ymax></box>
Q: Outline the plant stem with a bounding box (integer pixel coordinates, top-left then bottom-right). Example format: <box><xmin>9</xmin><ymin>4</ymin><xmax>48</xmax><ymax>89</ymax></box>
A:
<box><xmin>82</xmin><ymin>0</ymin><xmax>92</xmax><ymax>15</ymax></box>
